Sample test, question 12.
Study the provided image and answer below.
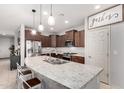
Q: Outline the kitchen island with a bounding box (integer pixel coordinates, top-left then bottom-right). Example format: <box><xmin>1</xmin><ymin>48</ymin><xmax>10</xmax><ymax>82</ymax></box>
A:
<box><xmin>25</xmin><ymin>56</ymin><xmax>103</xmax><ymax>89</ymax></box>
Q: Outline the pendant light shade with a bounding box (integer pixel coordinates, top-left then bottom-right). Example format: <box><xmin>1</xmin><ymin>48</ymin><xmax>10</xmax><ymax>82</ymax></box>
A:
<box><xmin>38</xmin><ymin>24</ymin><xmax>44</xmax><ymax>31</ymax></box>
<box><xmin>38</xmin><ymin>5</ymin><xmax>44</xmax><ymax>31</ymax></box>
<box><xmin>48</xmin><ymin>4</ymin><xmax>55</xmax><ymax>26</ymax></box>
<box><xmin>32</xmin><ymin>29</ymin><xmax>36</xmax><ymax>35</ymax></box>
<box><xmin>31</xmin><ymin>9</ymin><xmax>36</xmax><ymax>35</ymax></box>
<box><xmin>48</xmin><ymin>16</ymin><xmax>55</xmax><ymax>26</ymax></box>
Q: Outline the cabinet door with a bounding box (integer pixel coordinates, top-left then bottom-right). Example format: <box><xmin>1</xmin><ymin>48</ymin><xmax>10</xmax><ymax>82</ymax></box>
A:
<box><xmin>41</xmin><ymin>35</ymin><xmax>45</xmax><ymax>47</ymax></box>
<box><xmin>25</xmin><ymin>30</ymin><xmax>41</xmax><ymax>41</ymax></box>
<box><xmin>46</xmin><ymin>36</ymin><xmax>51</xmax><ymax>47</ymax></box>
<box><xmin>75</xmin><ymin>31</ymin><xmax>85</xmax><ymax>47</ymax></box>
<box><xmin>42</xmin><ymin>36</ymin><xmax>51</xmax><ymax>47</ymax></box>
<box><xmin>51</xmin><ymin>35</ymin><xmax>56</xmax><ymax>47</ymax></box>
<box><xmin>75</xmin><ymin>32</ymin><xmax>80</xmax><ymax>47</ymax></box>
<box><xmin>56</xmin><ymin>35</ymin><xmax>60</xmax><ymax>47</ymax></box>
<box><xmin>71</xmin><ymin>56</ymin><xmax>85</xmax><ymax>64</ymax></box>
<box><xmin>65</xmin><ymin>30</ymin><xmax>76</xmax><ymax>41</ymax></box>
<box><xmin>80</xmin><ymin>31</ymin><xmax>85</xmax><ymax>47</ymax></box>
<box><xmin>56</xmin><ymin>35</ymin><xmax>65</xmax><ymax>47</ymax></box>
<box><xmin>61</xmin><ymin>35</ymin><xmax>65</xmax><ymax>47</ymax></box>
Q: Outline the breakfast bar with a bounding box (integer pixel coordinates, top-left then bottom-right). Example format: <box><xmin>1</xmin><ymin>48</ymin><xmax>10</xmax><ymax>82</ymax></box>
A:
<box><xmin>25</xmin><ymin>56</ymin><xmax>103</xmax><ymax>89</ymax></box>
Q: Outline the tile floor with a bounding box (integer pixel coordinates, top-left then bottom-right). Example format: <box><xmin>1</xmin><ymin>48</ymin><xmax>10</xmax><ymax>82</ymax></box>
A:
<box><xmin>0</xmin><ymin>58</ymin><xmax>111</xmax><ymax>89</ymax></box>
<box><xmin>100</xmin><ymin>82</ymin><xmax>111</xmax><ymax>89</ymax></box>
<box><xmin>0</xmin><ymin>59</ymin><xmax>17</xmax><ymax>89</ymax></box>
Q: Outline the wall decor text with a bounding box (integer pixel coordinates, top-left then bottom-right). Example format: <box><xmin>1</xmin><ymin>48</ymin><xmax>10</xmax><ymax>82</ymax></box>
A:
<box><xmin>88</xmin><ymin>5</ymin><xmax>123</xmax><ymax>29</ymax></box>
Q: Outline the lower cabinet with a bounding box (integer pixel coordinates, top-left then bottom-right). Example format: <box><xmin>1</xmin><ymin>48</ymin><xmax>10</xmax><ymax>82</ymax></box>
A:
<box><xmin>71</xmin><ymin>56</ymin><xmax>85</xmax><ymax>64</ymax></box>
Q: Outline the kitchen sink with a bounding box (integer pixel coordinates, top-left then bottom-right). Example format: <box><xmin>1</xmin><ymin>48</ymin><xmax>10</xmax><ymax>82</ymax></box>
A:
<box><xmin>43</xmin><ymin>58</ymin><xmax>69</xmax><ymax>65</ymax></box>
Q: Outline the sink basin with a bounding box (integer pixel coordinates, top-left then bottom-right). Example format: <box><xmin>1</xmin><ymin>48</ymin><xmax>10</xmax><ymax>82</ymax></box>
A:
<box><xmin>43</xmin><ymin>58</ymin><xmax>69</xmax><ymax>65</ymax></box>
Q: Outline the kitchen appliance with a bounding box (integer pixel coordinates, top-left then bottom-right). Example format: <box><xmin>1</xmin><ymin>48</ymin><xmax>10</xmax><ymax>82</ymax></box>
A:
<box><xmin>65</xmin><ymin>40</ymin><xmax>74</xmax><ymax>47</ymax></box>
<box><xmin>26</xmin><ymin>40</ymin><xmax>41</xmax><ymax>57</ymax></box>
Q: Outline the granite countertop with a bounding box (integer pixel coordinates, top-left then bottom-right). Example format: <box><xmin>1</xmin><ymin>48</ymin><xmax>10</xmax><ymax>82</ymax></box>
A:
<box><xmin>25</xmin><ymin>56</ymin><xmax>103</xmax><ymax>89</ymax></box>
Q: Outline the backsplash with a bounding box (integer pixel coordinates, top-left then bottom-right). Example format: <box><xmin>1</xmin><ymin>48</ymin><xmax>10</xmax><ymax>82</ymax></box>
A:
<box><xmin>42</xmin><ymin>47</ymin><xmax>85</xmax><ymax>57</ymax></box>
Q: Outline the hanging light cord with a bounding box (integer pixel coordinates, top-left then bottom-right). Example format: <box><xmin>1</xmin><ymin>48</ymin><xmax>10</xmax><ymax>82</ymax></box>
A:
<box><xmin>32</xmin><ymin>10</ymin><xmax>36</xmax><ymax>29</ymax></box>
<box><xmin>51</xmin><ymin>4</ymin><xmax>52</xmax><ymax>16</ymax></box>
<box><xmin>33</xmin><ymin>11</ymin><xmax>35</xmax><ymax>28</ymax></box>
<box><xmin>40</xmin><ymin>4</ymin><xmax>42</xmax><ymax>24</ymax></box>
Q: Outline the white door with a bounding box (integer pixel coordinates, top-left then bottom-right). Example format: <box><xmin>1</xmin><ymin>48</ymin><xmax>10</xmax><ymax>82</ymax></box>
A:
<box><xmin>86</xmin><ymin>26</ymin><xmax>110</xmax><ymax>84</ymax></box>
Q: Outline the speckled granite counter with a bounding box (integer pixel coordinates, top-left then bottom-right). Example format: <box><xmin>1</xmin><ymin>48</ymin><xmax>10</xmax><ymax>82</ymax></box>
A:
<box><xmin>25</xmin><ymin>56</ymin><xmax>103</xmax><ymax>89</ymax></box>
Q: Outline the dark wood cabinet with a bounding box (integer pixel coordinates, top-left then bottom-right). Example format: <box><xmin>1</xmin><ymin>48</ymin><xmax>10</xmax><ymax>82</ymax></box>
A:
<box><xmin>65</xmin><ymin>30</ymin><xmax>77</xmax><ymax>41</ymax></box>
<box><xmin>61</xmin><ymin>35</ymin><xmax>66</xmax><ymax>47</ymax></box>
<box><xmin>25</xmin><ymin>30</ymin><xmax>41</xmax><ymax>41</ymax></box>
<box><xmin>56</xmin><ymin>35</ymin><xmax>65</xmax><ymax>47</ymax></box>
<box><xmin>71</xmin><ymin>56</ymin><xmax>85</xmax><ymax>64</ymax></box>
<box><xmin>41</xmin><ymin>35</ymin><xmax>51</xmax><ymax>47</ymax></box>
<box><xmin>75</xmin><ymin>31</ymin><xmax>85</xmax><ymax>47</ymax></box>
<box><xmin>50</xmin><ymin>35</ymin><xmax>57</xmax><ymax>47</ymax></box>
<box><xmin>75</xmin><ymin>31</ymin><xmax>80</xmax><ymax>47</ymax></box>
<box><xmin>25</xmin><ymin>30</ymin><xmax>84</xmax><ymax>47</ymax></box>
<box><xmin>80</xmin><ymin>31</ymin><xmax>85</xmax><ymax>47</ymax></box>
<box><xmin>56</xmin><ymin>35</ymin><xmax>61</xmax><ymax>47</ymax></box>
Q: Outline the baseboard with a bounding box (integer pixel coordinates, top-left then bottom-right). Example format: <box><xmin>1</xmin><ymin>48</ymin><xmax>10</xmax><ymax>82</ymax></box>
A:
<box><xmin>0</xmin><ymin>57</ymin><xmax>10</xmax><ymax>60</ymax></box>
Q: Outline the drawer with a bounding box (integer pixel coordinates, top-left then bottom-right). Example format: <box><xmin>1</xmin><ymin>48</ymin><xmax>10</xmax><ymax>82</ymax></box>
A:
<box><xmin>71</xmin><ymin>56</ymin><xmax>85</xmax><ymax>64</ymax></box>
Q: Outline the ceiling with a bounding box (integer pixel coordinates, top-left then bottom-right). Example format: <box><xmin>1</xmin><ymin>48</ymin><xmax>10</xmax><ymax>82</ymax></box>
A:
<box><xmin>0</xmin><ymin>4</ymin><xmax>115</xmax><ymax>36</ymax></box>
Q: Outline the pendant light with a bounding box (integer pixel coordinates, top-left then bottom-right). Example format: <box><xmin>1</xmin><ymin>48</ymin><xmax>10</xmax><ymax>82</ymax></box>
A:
<box><xmin>48</xmin><ymin>4</ymin><xmax>55</xmax><ymax>26</ymax></box>
<box><xmin>31</xmin><ymin>9</ymin><xmax>36</xmax><ymax>35</ymax></box>
<box><xmin>38</xmin><ymin>4</ymin><xmax>44</xmax><ymax>31</ymax></box>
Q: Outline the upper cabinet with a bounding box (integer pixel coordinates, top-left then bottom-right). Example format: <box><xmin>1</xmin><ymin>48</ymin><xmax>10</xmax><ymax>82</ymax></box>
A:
<box><xmin>65</xmin><ymin>30</ymin><xmax>77</xmax><ymax>41</ymax></box>
<box><xmin>25</xmin><ymin>30</ymin><xmax>51</xmax><ymax>47</ymax></box>
<box><xmin>75</xmin><ymin>31</ymin><xmax>85</xmax><ymax>47</ymax></box>
<box><xmin>25</xmin><ymin>30</ymin><xmax>41</xmax><ymax>41</ymax></box>
<box><xmin>41</xmin><ymin>35</ymin><xmax>51</xmax><ymax>47</ymax></box>
<box><xmin>50</xmin><ymin>35</ymin><xmax>57</xmax><ymax>47</ymax></box>
<box><xmin>80</xmin><ymin>31</ymin><xmax>85</xmax><ymax>47</ymax></box>
<box><xmin>25</xmin><ymin>29</ymin><xmax>85</xmax><ymax>48</ymax></box>
<box><xmin>56</xmin><ymin>35</ymin><xmax>65</xmax><ymax>47</ymax></box>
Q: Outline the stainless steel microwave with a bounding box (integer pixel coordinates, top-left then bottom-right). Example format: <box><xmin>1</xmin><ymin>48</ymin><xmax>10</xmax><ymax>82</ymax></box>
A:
<box><xmin>65</xmin><ymin>40</ymin><xmax>74</xmax><ymax>47</ymax></box>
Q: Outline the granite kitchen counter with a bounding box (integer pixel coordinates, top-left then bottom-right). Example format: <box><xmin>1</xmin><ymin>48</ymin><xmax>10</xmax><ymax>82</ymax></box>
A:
<box><xmin>25</xmin><ymin>56</ymin><xmax>103</xmax><ymax>89</ymax></box>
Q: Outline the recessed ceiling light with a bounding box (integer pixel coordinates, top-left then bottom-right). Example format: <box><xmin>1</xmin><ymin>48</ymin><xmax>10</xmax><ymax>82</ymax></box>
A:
<box><xmin>2</xmin><ymin>33</ymin><xmax>6</xmax><ymax>35</ymax></box>
<box><xmin>43</xmin><ymin>11</ymin><xmax>48</xmax><ymax>15</ymax></box>
<box><xmin>50</xmin><ymin>27</ymin><xmax>54</xmax><ymax>30</ymax></box>
<box><xmin>94</xmin><ymin>5</ymin><xmax>101</xmax><ymax>10</ymax></box>
<box><xmin>65</xmin><ymin>20</ymin><xmax>69</xmax><ymax>24</ymax></box>
<box><xmin>31</xmin><ymin>29</ymin><xmax>37</xmax><ymax>35</ymax></box>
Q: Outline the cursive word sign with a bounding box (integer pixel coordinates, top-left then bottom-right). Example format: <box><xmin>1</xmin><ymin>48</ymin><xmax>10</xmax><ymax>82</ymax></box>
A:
<box><xmin>88</xmin><ymin>5</ymin><xmax>123</xmax><ymax>29</ymax></box>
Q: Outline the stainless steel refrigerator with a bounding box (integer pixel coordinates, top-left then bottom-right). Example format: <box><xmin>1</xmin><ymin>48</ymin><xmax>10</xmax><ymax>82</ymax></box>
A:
<box><xmin>26</xmin><ymin>40</ymin><xmax>41</xmax><ymax>57</ymax></box>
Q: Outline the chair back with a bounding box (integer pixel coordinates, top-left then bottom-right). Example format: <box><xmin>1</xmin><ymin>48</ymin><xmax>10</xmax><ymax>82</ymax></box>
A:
<box><xmin>17</xmin><ymin>68</ymin><xmax>31</xmax><ymax>89</ymax></box>
<box><xmin>16</xmin><ymin>63</ymin><xmax>22</xmax><ymax>69</ymax></box>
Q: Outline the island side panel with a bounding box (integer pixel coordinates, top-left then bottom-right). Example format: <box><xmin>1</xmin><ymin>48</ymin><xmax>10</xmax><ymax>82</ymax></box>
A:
<box><xmin>81</xmin><ymin>75</ymin><xmax>100</xmax><ymax>89</ymax></box>
<box><xmin>33</xmin><ymin>71</ymin><xmax>69</xmax><ymax>89</ymax></box>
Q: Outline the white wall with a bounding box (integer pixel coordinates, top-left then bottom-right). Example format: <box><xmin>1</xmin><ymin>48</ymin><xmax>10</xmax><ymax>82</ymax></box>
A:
<box><xmin>0</xmin><ymin>36</ymin><xmax>14</xmax><ymax>58</ymax></box>
<box><xmin>0</xmin><ymin>30</ymin><xmax>15</xmax><ymax>36</ymax></box>
<box><xmin>110</xmin><ymin>22</ymin><xmax>124</xmax><ymax>88</ymax></box>
<box><xmin>85</xmin><ymin>15</ymin><xmax>124</xmax><ymax>88</ymax></box>
<box><xmin>20</xmin><ymin>24</ymin><xmax>25</xmax><ymax>66</ymax></box>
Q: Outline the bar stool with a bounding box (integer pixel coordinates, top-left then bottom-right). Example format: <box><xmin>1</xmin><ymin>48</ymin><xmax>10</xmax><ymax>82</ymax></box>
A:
<box><xmin>16</xmin><ymin>63</ymin><xmax>33</xmax><ymax>88</ymax></box>
<box><xmin>18</xmin><ymin>68</ymin><xmax>42</xmax><ymax>89</ymax></box>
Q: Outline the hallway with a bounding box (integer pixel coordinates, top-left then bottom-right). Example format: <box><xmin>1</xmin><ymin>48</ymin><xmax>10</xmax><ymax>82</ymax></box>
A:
<box><xmin>0</xmin><ymin>59</ymin><xmax>16</xmax><ymax>89</ymax></box>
